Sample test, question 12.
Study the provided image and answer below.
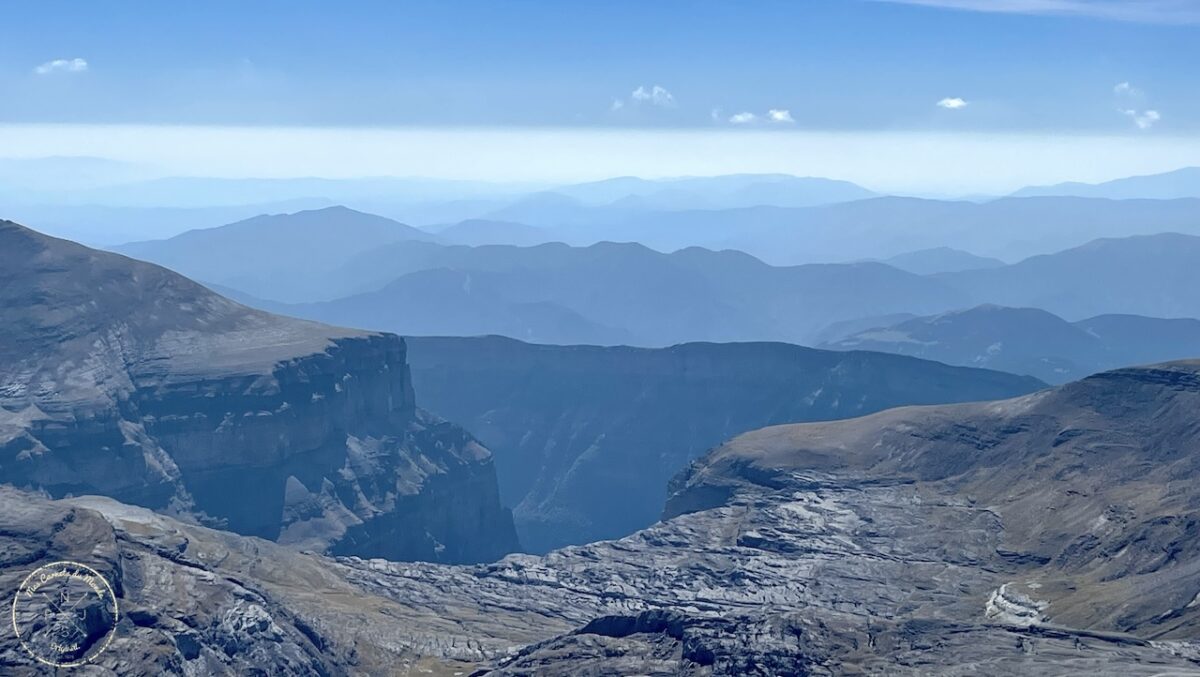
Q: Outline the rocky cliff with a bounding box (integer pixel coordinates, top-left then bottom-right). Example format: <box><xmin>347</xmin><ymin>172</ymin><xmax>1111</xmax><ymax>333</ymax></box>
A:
<box><xmin>0</xmin><ymin>220</ymin><xmax>517</xmax><ymax>563</ymax></box>
<box><xmin>407</xmin><ymin>335</ymin><xmax>1044</xmax><ymax>552</ymax></box>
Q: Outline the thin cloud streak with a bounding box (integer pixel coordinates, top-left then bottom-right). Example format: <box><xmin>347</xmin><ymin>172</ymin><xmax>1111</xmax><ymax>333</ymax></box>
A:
<box><xmin>867</xmin><ymin>0</ymin><xmax>1200</xmax><ymax>24</ymax></box>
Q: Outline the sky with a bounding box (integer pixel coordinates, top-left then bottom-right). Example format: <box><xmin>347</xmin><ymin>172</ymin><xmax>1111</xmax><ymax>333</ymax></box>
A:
<box><xmin>2</xmin><ymin>0</ymin><xmax>1199</xmax><ymax>192</ymax></box>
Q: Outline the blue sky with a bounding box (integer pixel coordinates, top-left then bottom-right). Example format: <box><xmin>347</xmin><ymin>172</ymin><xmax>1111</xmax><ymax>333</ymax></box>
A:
<box><xmin>2</xmin><ymin>1</ymin><xmax>1198</xmax><ymax>191</ymax></box>
<box><xmin>4</xmin><ymin>0</ymin><xmax>1197</xmax><ymax>131</ymax></box>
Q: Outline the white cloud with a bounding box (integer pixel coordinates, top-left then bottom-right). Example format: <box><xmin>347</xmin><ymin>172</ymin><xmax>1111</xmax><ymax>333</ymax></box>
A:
<box><xmin>611</xmin><ymin>85</ymin><xmax>675</xmax><ymax>114</ymax></box>
<box><xmin>630</xmin><ymin>85</ymin><xmax>675</xmax><ymax>108</ymax></box>
<box><xmin>1113</xmin><ymin>82</ymin><xmax>1159</xmax><ymax>129</ymax></box>
<box><xmin>710</xmin><ymin>108</ymin><xmax>723</xmax><ymax>122</ymax></box>
<box><xmin>866</xmin><ymin>0</ymin><xmax>1200</xmax><ymax>24</ymax></box>
<box><xmin>725</xmin><ymin>109</ymin><xmax>795</xmax><ymax>125</ymax></box>
<box><xmin>34</xmin><ymin>58</ymin><xmax>88</xmax><ymax>75</ymax></box>
<box><xmin>1122</xmin><ymin>108</ymin><xmax>1161</xmax><ymax>129</ymax></box>
<box><xmin>767</xmin><ymin>109</ymin><xmax>795</xmax><ymax>123</ymax></box>
<box><xmin>937</xmin><ymin>97</ymin><xmax>969</xmax><ymax>110</ymax></box>
<box><xmin>1113</xmin><ymin>81</ymin><xmax>1141</xmax><ymax>96</ymax></box>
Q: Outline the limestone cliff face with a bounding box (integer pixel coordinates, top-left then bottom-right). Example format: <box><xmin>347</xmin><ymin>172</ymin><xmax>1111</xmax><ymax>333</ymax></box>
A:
<box><xmin>0</xmin><ymin>220</ymin><xmax>517</xmax><ymax>563</ymax></box>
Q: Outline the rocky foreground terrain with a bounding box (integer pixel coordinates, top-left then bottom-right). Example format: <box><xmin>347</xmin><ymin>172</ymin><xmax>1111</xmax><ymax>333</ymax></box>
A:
<box><xmin>4</xmin><ymin>360</ymin><xmax>1200</xmax><ymax>674</ymax></box>
<box><xmin>0</xmin><ymin>220</ymin><xmax>517</xmax><ymax>563</ymax></box>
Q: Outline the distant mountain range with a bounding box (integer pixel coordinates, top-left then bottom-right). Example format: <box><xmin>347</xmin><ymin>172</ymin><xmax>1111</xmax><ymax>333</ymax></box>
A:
<box><xmin>11</xmin><ymin>163</ymin><xmax>1200</xmax><ymax>251</ymax></box>
<box><xmin>549</xmin><ymin>174</ymin><xmax>877</xmax><ymax>209</ymax></box>
<box><xmin>220</xmin><ymin>240</ymin><xmax>969</xmax><ymax>345</ymax></box>
<box><xmin>407</xmin><ymin>335</ymin><xmax>1042</xmax><ymax>552</ymax></box>
<box><xmin>537</xmin><ymin>195</ymin><xmax>1200</xmax><ymax>265</ymax></box>
<box><xmin>11</xmin><ymin>160</ymin><xmax>1200</xmax><ymax>210</ymax></box>
<box><xmin>150</xmin><ymin>214</ymin><xmax>1200</xmax><ymax>349</ymax></box>
<box><xmin>400</xmin><ymin>194</ymin><xmax>1200</xmax><ymax>266</ymax></box>
<box><xmin>442</xmin><ymin>175</ymin><xmax>877</xmax><ymax>237</ymax></box>
<box><xmin>70</xmin><ymin>172</ymin><xmax>876</xmax><ymax>212</ymax></box>
<box><xmin>10</xmin><ymin>171</ymin><xmax>879</xmax><ymax>243</ymax></box>
<box><xmin>821</xmin><ymin>304</ymin><xmax>1200</xmax><ymax>383</ymax></box>
<box><xmin>1013</xmin><ymin>166</ymin><xmax>1200</xmax><ymax>200</ymax></box>
<box><xmin>86</xmin><ymin>194</ymin><xmax>1200</xmax><ymax>352</ymax></box>
<box><xmin>5</xmin><ymin>165</ymin><xmax>1192</xmax><ymax>268</ymax></box>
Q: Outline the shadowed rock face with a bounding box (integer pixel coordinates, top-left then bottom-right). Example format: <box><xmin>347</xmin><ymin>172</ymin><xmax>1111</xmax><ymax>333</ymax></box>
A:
<box><xmin>3</xmin><ymin>363</ymin><xmax>1200</xmax><ymax>674</ymax></box>
<box><xmin>0</xmin><ymin>220</ymin><xmax>517</xmax><ymax>564</ymax></box>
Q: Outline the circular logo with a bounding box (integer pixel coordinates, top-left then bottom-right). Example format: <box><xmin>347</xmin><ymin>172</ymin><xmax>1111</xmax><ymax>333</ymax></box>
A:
<box><xmin>11</xmin><ymin>561</ymin><xmax>119</xmax><ymax>668</ymax></box>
